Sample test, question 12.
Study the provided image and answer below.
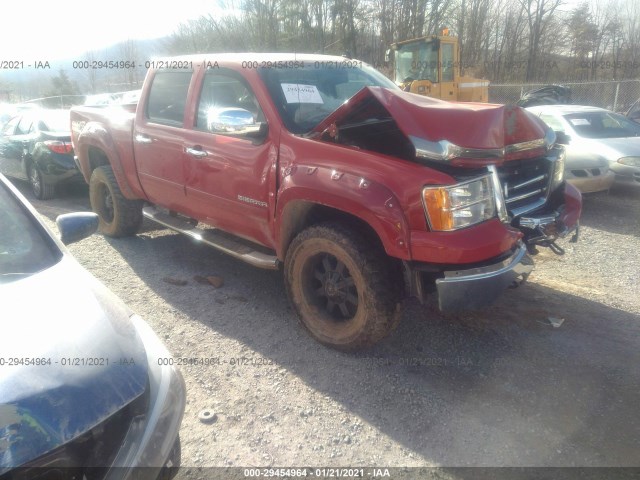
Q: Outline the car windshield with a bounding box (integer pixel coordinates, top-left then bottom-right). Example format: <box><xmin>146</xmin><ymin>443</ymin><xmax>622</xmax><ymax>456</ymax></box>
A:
<box><xmin>0</xmin><ymin>183</ymin><xmax>61</xmax><ymax>283</ymax></box>
<box><xmin>564</xmin><ymin>111</ymin><xmax>640</xmax><ymax>139</ymax></box>
<box><xmin>258</xmin><ymin>62</ymin><xmax>398</xmax><ymax>134</ymax></box>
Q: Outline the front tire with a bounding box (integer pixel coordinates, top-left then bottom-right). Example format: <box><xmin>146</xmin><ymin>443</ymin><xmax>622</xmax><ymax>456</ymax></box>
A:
<box><xmin>28</xmin><ymin>163</ymin><xmax>55</xmax><ymax>200</ymax></box>
<box><xmin>284</xmin><ymin>222</ymin><xmax>402</xmax><ymax>351</ymax></box>
<box><xmin>89</xmin><ymin>165</ymin><xmax>143</xmax><ymax>237</ymax></box>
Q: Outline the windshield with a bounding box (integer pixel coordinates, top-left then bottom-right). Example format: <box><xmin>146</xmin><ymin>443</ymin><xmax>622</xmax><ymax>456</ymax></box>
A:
<box><xmin>258</xmin><ymin>62</ymin><xmax>398</xmax><ymax>134</ymax></box>
<box><xmin>564</xmin><ymin>111</ymin><xmax>640</xmax><ymax>139</ymax></box>
<box><xmin>0</xmin><ymin>183</ymin><xmax>61</xmax><ymax>283</ymax></box>
<box><xmin>394</xmin><ymin>41</ymin><xmax>439</xmax><ymax>84</ymax></box>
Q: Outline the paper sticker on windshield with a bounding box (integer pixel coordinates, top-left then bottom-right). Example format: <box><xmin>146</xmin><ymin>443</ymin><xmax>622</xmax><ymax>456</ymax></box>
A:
<box><xmin>569</xmin><ymin>118</ymin><xmax>590</xmax><ymax>126</ymax></box>
<box><xmin>281</xmin><ymin>84</ymin><xmax>323</xmax><ymax>104</ymax></box>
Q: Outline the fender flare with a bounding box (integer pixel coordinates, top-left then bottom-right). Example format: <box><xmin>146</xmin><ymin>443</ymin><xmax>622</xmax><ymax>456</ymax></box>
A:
<box><xmin>77</xmin><ymin>122</ymin><xmax>139</xmax><ymax>199</ymax></box>
<box><xmin>276</xmin><ymin>164</ymin><xmax>411</xmax><ymax>261</ymax></box>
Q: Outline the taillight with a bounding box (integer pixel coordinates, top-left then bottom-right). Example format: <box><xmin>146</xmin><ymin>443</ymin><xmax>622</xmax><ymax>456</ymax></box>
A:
<box><xmin>44</xmin><ymin>140</ymin><xmax>73</xmax><ymax>154</ymax></box>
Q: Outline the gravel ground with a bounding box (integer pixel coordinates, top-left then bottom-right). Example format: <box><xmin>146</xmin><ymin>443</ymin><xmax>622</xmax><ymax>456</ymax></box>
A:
<box><xmin>23</xmin><ymin>181</ymin><xmax>640</xmax><ymax>472</ymax></box>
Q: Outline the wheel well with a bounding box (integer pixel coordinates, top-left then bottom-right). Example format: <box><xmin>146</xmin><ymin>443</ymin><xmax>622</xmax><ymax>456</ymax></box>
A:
<box><xmin>281</xmin><ymin>201</ymin><xmax>405</xmax><ymax>296</ymax></box>
<box><xmin>88</xmin><ymin>147</ymin><xmax>109</xmax><ymax>176</ymax></box>
<box><xmin>281</xmin><ymin>202</ymin><xmax>385</xmax><ymax>255</ymax></box>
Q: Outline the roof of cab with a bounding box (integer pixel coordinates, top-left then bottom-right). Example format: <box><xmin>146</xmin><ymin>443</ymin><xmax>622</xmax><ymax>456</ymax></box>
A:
<box><xmin>150</xmin><ymin>52</ymin><xmax>361</xmax><ymax>65</ymax></box>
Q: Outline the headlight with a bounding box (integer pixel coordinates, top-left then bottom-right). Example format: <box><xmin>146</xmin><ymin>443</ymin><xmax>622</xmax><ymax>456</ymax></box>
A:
<box><xmin>618</xmin><ymin>156</ymin><xmax>640</xmax><ymax>167</ymax></box>
<box><xmin>552</xmin><ymin>146</ymin><xmax>565</xmax><ymax>189</ymax></box>
<box><xmin>422</xmin><ymin>174</ymin><xmax>496</xmax><ymax>231</ymax></box>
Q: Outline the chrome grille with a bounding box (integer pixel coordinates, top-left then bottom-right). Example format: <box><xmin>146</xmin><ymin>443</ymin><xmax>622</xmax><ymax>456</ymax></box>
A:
<box><xmin>497</xmin><ymin>157</ymin><xmax>553</xmax><ymax>216</ymax></box>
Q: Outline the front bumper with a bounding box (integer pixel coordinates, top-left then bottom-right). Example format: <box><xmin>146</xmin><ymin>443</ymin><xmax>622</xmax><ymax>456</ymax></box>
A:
<box><xmin>566</xmin><ymin>170</ymin><xmax>615</xmax><ymax>193</ymax></box>
<box><xmin>406</xmin><ymin>183</ymin><xmax>581</xmax><ymax>312</ymax></box>
<box><xmin>516</xmin><ymin>182</ymin><xmax>582</xmax><ymax>252</ymax></box>
<box><xmin>610</xmin><ymin>163</ymin><xmax>640</xmax><ymax>186</ymax></box>
<box><xmin>435</xmin><ymin>242</ymin><xmax>533</xmax><ymax>311</ymax></box>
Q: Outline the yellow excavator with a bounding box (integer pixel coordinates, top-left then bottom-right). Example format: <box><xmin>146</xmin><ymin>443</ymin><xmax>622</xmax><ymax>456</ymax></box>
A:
<box><xmin>388</xmin><ymin>29</ymin><xmax>489</xmax><ymax>102</ymax></box>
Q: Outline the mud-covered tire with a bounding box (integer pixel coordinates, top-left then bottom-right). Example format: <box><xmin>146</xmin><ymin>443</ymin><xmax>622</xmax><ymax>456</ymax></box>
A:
<box><xmin>89</xmin><ymin>165</ymin><xmax>143</xmax><ymax>237</ymax></box>
<box><xmin>284</xmin><ymin>222</ymin><xmax>402</xmax><ymax>351</ymax></box>
<box><xmin>28</xmin><ymin>163</ymin><xmax>55</xmax><ymax>200</ymax></box>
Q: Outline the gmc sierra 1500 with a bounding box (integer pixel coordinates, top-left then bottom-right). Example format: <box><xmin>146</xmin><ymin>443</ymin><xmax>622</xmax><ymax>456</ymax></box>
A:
<box><xmin>70</xmin><ymin>53</ymin><xmax>581</xmax><ymax>350</ymax></box>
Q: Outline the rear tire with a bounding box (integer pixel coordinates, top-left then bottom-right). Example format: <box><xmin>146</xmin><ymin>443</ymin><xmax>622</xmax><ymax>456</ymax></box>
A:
<box><xmin>89</xmin><ymin>165</ymin><xmax>143</xmax><ymax>237</ymax></box>
<box><xmin>28</xmin><ymin>163</ymin><xmax>55</xmax><ymax>200</ymax></box>
<box><xmin>284</xmin><ymin>222</ymin><xmax>402</xmax><ymax>351</ymax></box>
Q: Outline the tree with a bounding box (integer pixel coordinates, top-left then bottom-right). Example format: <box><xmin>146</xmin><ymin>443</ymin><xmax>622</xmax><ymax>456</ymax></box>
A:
<box><xmin>46</xmin><ymin>70</ymin><xmax>80</xmax><ymax>97</ymax></box>
<box><xmin>517</xmin><ymin>0</ymin><xmax>564</xmax><ymax>81</ymax></box>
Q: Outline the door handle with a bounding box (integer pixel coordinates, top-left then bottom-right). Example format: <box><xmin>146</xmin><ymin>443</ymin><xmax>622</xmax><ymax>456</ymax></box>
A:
<box><xmin>135</xmin><ymin>134</ymin><xmax>152</xmax><ymax>144</ymax></box>
<box><xmin>185</xmin><ymin>147</ymin><xmax>208</xmax><ymax>158</ymax></box>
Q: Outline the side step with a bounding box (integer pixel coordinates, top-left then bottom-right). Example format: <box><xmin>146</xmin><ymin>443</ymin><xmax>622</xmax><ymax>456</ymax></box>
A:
<box><xmin>142</xmin><ymin>206</ymin><xmax>279</xmax><ymax>270</ymax></box>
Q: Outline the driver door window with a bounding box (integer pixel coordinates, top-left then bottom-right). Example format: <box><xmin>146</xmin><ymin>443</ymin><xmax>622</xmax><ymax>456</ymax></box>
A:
<box><xmin>196</xmin><ymin>71</ymin><xmax>265</xmax><ymax>133</ymax></box>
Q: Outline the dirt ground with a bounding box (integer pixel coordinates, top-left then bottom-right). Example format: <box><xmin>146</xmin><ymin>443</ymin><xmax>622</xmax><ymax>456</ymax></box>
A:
<box><xmin>24</xmin><ymin>181</ymin><xmax>640</xmax><ymax>474</ymax></box>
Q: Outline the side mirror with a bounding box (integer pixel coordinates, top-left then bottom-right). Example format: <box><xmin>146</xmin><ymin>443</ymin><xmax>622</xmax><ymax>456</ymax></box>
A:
<box><xmin>56</xmin><ymin>212</ymin><xmax>99</xmax><ymax>245</ymax></box>
<box><xmin>554</xmin><ymin>131</ymin><xmax>571</xmax><ymax>145</ymax></box>
<box><xmin>207</xmin><ymin>107</ymin><xmax>263</xmax><ymax>136</ymax></box>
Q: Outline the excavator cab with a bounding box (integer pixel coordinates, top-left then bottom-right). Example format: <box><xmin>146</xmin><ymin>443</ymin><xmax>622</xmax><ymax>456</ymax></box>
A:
<box><xmin>390</xmin><ymin>31</ymin><xmax>488</xmax><ymax>102</ymax></box>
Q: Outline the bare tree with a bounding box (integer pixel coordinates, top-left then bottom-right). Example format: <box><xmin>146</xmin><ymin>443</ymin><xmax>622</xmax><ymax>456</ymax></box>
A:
<box><xmin>516</xmin><ymin>0</ymin><xmax>563</xmax><ymax>81</ymax></box>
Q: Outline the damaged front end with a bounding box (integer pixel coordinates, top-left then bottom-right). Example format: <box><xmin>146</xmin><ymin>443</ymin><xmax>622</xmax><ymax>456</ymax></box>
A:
<box><xmin>311</xmin><ymin>86</ymin><xmax>582</xmax><ymax>311</ymax></box>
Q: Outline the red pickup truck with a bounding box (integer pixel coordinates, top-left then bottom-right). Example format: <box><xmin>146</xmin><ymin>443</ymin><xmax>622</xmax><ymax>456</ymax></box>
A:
<box><xmin>70</xmin><ymin>53</ymin><xmax>581</xmax><ymax>350</ymax></box>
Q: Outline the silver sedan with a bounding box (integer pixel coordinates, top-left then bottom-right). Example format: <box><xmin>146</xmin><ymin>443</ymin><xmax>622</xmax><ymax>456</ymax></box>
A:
<box><xmin>527</xmin><ymin>105</ymin><xmax>640</xmax><ymax>192</ymax></box>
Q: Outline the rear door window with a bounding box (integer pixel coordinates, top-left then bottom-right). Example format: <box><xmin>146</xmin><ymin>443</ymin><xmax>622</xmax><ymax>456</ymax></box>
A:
<box><xmin>16</xmin><ymin>116</ymin><xmax>34</xmax><ymax>135</ymax></box>
<box><xmin>146</xmin><ymin>71</ymin><xmax>193</xmax><ymax>126</ymax></box>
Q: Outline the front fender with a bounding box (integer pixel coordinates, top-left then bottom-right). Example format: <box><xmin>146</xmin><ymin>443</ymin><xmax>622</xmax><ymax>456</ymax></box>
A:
<box><xmin>276</xmin><ymin>164</ymin><xmax>411</xmax><ymax>260</ymax></box>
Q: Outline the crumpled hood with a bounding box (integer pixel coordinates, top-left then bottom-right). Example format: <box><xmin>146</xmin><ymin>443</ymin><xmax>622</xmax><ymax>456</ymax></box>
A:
<box><xmin>312</xmin><ymin>86</ymin><xmax>551</xmax><ymax>164</ymax></box>
<box><xmin>0</xmin><ymin>255</ymin><xmax>148</xmax><ymax>470</ymax></box>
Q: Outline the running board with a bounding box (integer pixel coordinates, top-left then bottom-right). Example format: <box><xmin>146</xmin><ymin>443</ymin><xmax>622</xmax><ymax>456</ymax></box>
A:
<box><xmin>142</xmin><ymin>206</ymin><xmax>279</xmax><ymax>270</ymax></box>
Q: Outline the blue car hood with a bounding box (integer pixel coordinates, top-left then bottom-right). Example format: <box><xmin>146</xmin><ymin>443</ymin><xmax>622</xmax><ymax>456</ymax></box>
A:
<box><xmin>0</xmin><ymin>255</ymin><xmax>148</xmax><ymax>470</ymax></box>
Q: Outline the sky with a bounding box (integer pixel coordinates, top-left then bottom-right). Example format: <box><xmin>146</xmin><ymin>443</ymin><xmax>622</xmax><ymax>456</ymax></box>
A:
<box><xmin>0</xmin><ymin>0</ymin><xmax>594</xmax><ymax>62</ymax></box>
<box><xmin>0</xmin><ymin>0</ymin><xmax>231</xmax><ymax>60</ymax></box>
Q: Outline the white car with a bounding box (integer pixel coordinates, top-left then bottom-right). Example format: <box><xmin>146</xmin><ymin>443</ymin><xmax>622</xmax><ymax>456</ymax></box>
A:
<box><xmin>527</xmin><ymin>105</ymin><xmax>640</xmax><ymax>192</ymax></box>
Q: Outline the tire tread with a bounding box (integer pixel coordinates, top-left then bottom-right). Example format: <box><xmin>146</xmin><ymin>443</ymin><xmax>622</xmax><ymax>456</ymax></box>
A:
<box><xmin>89</xmin><ymin>165</ymin><xmax>143</xmax><ymax>237</ymax></box>
<box><xmin>285</xmin><ymin>221</ymin><xmax>402</xmax><ymax>351</ymax></box>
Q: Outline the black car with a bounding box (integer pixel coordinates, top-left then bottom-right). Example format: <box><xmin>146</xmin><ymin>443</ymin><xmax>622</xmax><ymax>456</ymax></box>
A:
<box><xmin>0</xmin><ymin>109</ymin><xmax>81</xmax><ymax>200</ymax></box>
<box><xmin>0</xmin><ymin>174</ymin><xmax>185</xmax><ymax>478</ymax></box>
<box><xmin>627</xmin><ymin>98</ymin><xmax>640</xmax><ymax>124</ymax></box>
<box><xmin>516</xmin><ymin>84</ymin><xmax>572</xmax><ymax>108</ymax></box>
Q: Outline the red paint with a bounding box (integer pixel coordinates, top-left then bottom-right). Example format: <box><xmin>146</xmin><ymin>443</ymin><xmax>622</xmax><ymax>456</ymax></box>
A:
<box><xmin>70</xmin><ymin>54</ymin><xmax>581</xmax><ymax>268</ymax></box>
